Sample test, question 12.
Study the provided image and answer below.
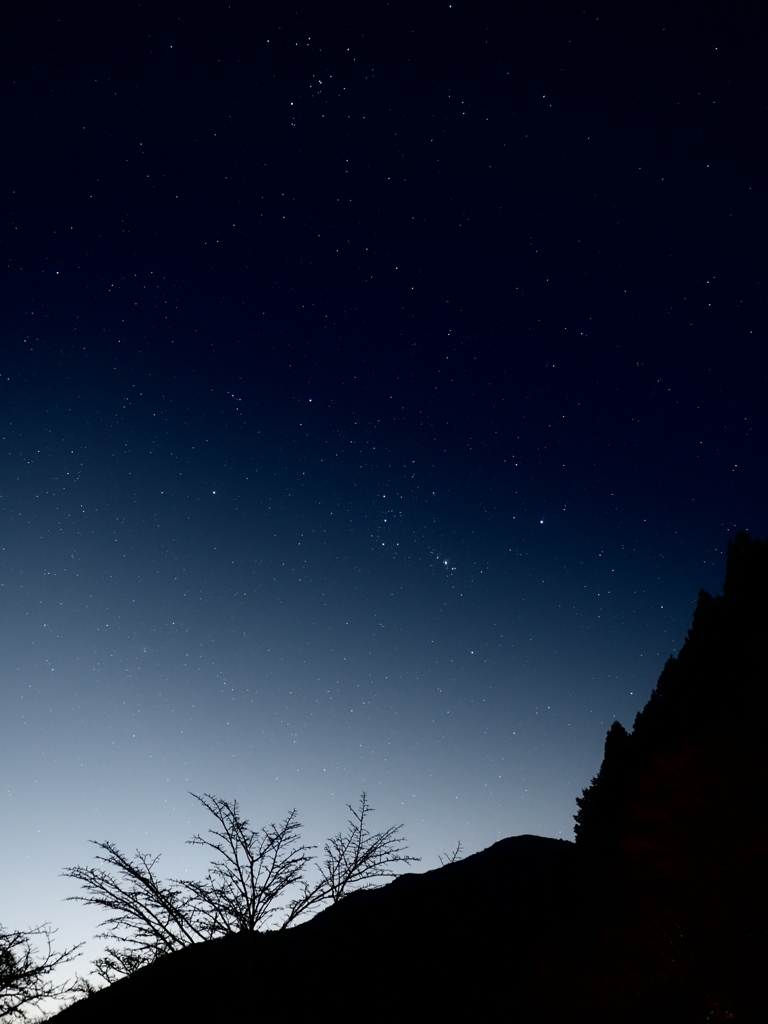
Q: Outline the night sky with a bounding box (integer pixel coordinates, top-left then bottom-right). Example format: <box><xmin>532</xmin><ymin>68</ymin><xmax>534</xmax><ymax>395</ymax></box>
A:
<box><xmin>2</xmin><ymin>1</ymin><xmax>767</xmax><ymax>979</ymax></box>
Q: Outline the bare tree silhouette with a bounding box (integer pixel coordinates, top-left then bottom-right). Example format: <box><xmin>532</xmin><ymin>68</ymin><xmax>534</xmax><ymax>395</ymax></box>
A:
<box><xmin>0</xmin><ymin>922</ymin><xmax>81</xmax><ymax>1021</ymax></box>
<box><xmin>64</xmin><ymin>792</ymin><xmax>419</xmax><ymax>982</ymax></box>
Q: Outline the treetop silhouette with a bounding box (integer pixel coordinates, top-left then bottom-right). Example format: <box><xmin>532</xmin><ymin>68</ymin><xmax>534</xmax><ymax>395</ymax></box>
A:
<box><xmin>64</xmin><ymin>791</ymin><xmax>419</xmax><ymax>983</ymax></box>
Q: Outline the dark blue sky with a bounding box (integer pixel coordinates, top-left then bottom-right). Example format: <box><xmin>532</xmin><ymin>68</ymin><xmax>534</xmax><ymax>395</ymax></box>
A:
<box><xmin>2</xmin><ymin>0</ymin><xmax>766</xmax><ymax>981</ymax></box>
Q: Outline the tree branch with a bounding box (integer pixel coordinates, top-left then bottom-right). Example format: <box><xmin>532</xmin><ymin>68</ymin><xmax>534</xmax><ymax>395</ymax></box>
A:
<box><xmin>0</xmin><ymin>923</ymin><xmax>82</xmax><ymax>1021</ymax></box>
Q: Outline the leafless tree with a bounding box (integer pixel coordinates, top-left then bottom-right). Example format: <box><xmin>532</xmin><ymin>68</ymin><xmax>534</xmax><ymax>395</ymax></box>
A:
<box><xmin>64</xmin><ymin>842</ymin><xmax>209</xmax><ymax>982</ymax></box>
<box><xmin>438</xmin><ymin>840</ymin><xmax>463</xmax><ymax>866</ymax></box>
<box><xmin>323</xmin><ymin>791</ymin><xmax>420</xmax><ymax>893</ymax></box>
<box><xmin>64</xmin><ymin>792</ymin><xmax>419</xmax><ymax>982</ymax></box>
<box><xmin>283</xmin><ymin>792</ymin><xmax>421</xmax><ymax>925</ymax></box>
<box><xmin>0</xmin><ymin>922</ymin><xmax>81</xmax><ymax>1021</ymax></box>
<box><xmin>183</xmin><ymin>796</ymin><xmax>315</xmax><ymax>934</ymax></box>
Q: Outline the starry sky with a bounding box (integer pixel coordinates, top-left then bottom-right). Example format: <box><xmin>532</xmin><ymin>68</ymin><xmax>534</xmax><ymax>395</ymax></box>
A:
<box><xmin>2</xmin><ymin>0</ymin><xmax>767</xmax><ymax>978</ymax></box>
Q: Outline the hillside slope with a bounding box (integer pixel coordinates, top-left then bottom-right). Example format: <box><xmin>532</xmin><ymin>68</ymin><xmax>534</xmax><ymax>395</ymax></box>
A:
<box><xmin>55</xmin><ymin>533</ymin><xmax>768</xmax><ymax>1022</ymax></box>
<box><xmin>54</xmin><ymin>834</ymin><xmax>575</xmax><ymax>1021</ymax></box>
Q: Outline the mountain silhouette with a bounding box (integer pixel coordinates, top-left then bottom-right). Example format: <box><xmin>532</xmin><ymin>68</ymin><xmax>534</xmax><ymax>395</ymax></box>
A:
<box><xmin>54</xmin><ymin>532</ymin><xmax>768</xmax><ymax>1023</ymax></box>
<box><xmin>54</xmin><ymin>834</ymin><xmax>576</xmax><ymax>1021</ymax></box>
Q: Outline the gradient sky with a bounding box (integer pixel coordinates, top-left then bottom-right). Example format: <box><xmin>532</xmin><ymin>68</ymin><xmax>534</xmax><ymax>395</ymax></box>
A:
<box><xmin>2</xmin><ymin>0</ymin><xmax>767</xmax><ymax>983</ymax></box>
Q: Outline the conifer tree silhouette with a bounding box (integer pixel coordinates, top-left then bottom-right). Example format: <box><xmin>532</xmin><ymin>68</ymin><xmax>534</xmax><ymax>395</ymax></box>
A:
<box><xmin>572</xmin><ymin>531</ymin><xmax>768</xmax><ymax>1022</ymax></box>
